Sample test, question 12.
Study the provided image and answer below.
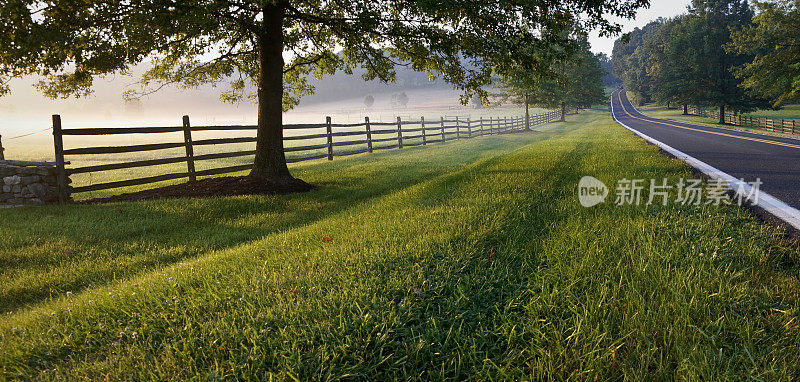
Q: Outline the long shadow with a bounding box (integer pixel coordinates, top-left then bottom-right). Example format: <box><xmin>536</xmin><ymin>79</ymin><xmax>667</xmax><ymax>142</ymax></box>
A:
<box><xmin>0</xmin><ymin>131</ymin><xmax>553</xmax><ymax>312</ymax></box>
<box><xmin>331</xmin><ymin>139</ymin><xmax>593</xmax><ymax>379</ymax></box>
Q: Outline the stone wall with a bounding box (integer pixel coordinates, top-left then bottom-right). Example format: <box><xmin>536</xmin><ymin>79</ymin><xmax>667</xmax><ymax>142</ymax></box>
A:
<box><xmin>0</xmin><ymin>161</ymin><xmax>66</xmax><ymax>206</ymax></box>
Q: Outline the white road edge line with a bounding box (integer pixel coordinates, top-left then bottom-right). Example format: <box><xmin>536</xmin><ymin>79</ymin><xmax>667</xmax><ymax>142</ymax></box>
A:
<box><xmin>610</xmin><ymin>92</ymin><xmax>800</xmax><ymax>230</ymax></box>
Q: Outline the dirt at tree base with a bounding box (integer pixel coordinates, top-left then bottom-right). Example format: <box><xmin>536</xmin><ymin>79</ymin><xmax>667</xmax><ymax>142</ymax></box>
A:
<box><xmin>79</xmin><ymin>176</ymin><xmax>317</xmax><ymax>204</ymax></box>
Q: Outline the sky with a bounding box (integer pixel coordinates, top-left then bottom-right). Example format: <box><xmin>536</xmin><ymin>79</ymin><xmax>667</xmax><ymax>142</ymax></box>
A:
<box><xmin>588</xmin><ymin>0</ymin><xmax>692</xmax><ymax>56</ymax></box>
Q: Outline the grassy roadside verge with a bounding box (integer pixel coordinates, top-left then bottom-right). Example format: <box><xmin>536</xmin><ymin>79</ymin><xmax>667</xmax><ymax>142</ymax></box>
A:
<box><xmin>638</xmin><ymin>104</ymin><xmax>800</xmax><ymax>139</ymax></box>
<box><xmin>2</xmin><ymin>110</ymin><xmax>799</xmax><ymax>379</ymax></box>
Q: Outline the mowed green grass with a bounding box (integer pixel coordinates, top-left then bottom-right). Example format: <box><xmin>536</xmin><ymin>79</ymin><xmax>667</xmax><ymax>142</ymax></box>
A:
<box><xmin>748</xmin><ymin>104</ymin><xmax>800</xmax><ymax>120</ymax></box>
<box><xmin>2</xmin><ymin>110</ymin><xmax>800</xmax><ymax>379</ymax></box>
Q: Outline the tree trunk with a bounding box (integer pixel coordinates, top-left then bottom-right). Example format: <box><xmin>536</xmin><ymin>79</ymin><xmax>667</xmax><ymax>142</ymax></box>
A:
<box><xmin>683</xmin><ymin>104</ymin><xmax>688</xmax><ymax>115</ymax></box>
<box><xmin>560</xmin><ymin>102</ymin><xmax>566</xmax><ymax>122</ymax></box>
<box><xmin>719</xmin><ymin>105</ymin><xmax>725</xmax><ymax>125</ymax></box>
<box><xmin>524</xmin><ymin>94</ymin><xmax>530</xmax><ymax>130</ymax></box>
<box><xmin>250</xmin><ymin>4</ymin><xmax>311</xmax><ymax>190</ymax></box>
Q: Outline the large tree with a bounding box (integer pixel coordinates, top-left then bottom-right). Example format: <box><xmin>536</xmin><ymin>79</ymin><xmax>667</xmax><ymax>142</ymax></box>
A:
<box><xmin>677</xmin><ymin>0</ymin><xmax>769</xmax><ymax>122</ymax></box>
<box><xmin>728</xmin><ymin>0</ymin><xmax>800</xmax><ymax>108</ymax></box>
<box><xmin>0</xmin><ymin>0</ymin><xmax>648</xmax><ymax>191</ymax></box>
<box><xmin>641</xmin><ymin>16</ymin><xmax>696</xmax><ymax>112</ymax></box>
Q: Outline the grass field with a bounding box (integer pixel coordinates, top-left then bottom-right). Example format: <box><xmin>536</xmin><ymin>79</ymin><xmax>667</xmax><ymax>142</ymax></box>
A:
<box><xmin>2</xmin><ymin>110</ymin><xmax>799</xmax><ymax>379</ymax></box>
<box><xmin>747</xmin><ymin>104</ymin><xmax>800</xmax><ymax>120</ymax></box>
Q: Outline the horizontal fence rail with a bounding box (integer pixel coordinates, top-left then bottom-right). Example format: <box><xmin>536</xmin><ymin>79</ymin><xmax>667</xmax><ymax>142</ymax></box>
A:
<box><xmin>52</xmin><ymin>110</ymin><xmax>563</xmax><ymax>201</ymax></box>
<box><xmin>687</xmin><ymin>106</ymin><xmax>798</xmax><ymax>135</ymax></box>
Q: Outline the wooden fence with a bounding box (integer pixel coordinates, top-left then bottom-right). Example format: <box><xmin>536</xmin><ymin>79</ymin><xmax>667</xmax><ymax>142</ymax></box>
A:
<box><xmin>687</xmin><ymin>106</ymin><xmax>798</xmax><ymax>135</ymax></box>
<box><xmin>52</xmin><ymin>110</ymin><xmax>563</xmax><ymax>202</ymax></box>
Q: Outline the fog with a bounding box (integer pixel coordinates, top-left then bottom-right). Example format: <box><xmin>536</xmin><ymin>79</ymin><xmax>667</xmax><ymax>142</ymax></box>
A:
<box><xmin>0</xmin><ymin>68</ymin><xmax>526</xmax><ymax>161</ymax></box>
<box><xmin>0</xmin><ymin>64</ymin><xmax>469</xmax><ymax>132</ymax></box>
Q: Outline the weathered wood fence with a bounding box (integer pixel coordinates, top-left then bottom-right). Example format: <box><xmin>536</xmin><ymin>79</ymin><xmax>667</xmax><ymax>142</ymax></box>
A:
<box><xmin>687</xmin><ymin>106</ymin><xmax>798</xmax><ymax>135</ymax></box>
<box><xmin>52</xmin><ymin>110</ymin><xmax>562</xmax><ymax>201</ymax></box>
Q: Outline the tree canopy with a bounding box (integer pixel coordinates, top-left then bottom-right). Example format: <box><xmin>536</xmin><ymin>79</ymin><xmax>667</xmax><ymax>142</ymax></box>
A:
<box><xmin>612</xmin><ymin>0</ymin><xmax>772</xmax><ymax>122</ymax></box>
<box><xmin>496</xmin><ymin>36</ymin><xmax>606</xmax><ymax>121</ymax></box>
<box><xmin>728</xmin><ymin>0</ymin><xmax>800</xmax><ymax>108</ymax></box>
<box><xmin>0</xmin><ymin>0</ymin><xmax>649</xmax><ymax>190</ymax></box>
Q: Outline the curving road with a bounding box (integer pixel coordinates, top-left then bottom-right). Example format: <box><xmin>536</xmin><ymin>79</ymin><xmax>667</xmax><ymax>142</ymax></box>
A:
<box><xmin>611</xmin><ymin>89</ymin><xmax>800</xmax><ymax>210</ymax></box>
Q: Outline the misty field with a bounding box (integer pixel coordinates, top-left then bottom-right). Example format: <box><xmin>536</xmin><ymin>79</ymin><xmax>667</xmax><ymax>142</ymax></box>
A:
<box><xmin>1</xmin><ymin>110</ymin><xmax>798</xmax><ymax>379</ymax></box>
<box><xmin>3</xmin><ymin>101</ymin><xmax>538</xmax><ymax>199</ymax></box>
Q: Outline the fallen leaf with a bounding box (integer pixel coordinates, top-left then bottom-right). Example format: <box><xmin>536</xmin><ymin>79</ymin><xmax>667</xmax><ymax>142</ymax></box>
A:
<box><xmin>322</xmin><ymin>236</ymin><xmax>333</xmax><ymax>243</ymax></box>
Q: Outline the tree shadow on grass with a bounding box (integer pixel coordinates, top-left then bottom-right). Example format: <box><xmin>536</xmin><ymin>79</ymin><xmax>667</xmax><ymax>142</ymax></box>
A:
<box><xmin>276</xmin><ymin>141</ymin><xmax>594</xmax><ymax>379</ymax></box>
<box><xmin>0</xmin><ymin>131</ymin><xmax>554</xmax><ymax>313</ymax></box>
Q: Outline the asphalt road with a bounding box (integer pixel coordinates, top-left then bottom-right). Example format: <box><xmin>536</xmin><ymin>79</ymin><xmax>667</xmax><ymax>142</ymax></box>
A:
<box><xmin>611</xmin><ymin>89</ymin><xmax>800</xmax><ymax>209</ymax></box>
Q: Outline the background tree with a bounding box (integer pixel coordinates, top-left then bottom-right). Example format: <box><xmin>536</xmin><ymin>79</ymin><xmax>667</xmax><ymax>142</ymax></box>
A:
<box><xmin>496</xmin><ymin>37</ymin><xmax>606</xmax><ymax>122</ymax></box>
<box><xmin>561</xmin><ymin>48</ymin><xmax>608</xmax><ymax>114</ymax></box>
<box><xmin>363</xmin><ymin>94</ymin><xmax>374</xmax><ymax>109</ymax></box>
<box><xmin>681</xmin><ymin>0</ymin><xmax>769</xmax><ymax>123</ymax></box>
<box><xmin>613</xmin><ymin>0</ymin><xmax>771</xmax><ymax>122</ymax></box>
<box><xmin>471</xmin><ymin>94</ymin><xmax>483</xmax><ymax>110</ymax></box>
<box><xmin>0</xmin><ymin>0</ymin><xmax>648</xmax><ymax>192</ymax></box>
<box><xmin>390</xmin><ymin>92</ymin><xmax>409</xmax><ymax>109</ymax></box>
<box><xmin>641</xmin><ymin>16</ymin><xmax>696</xmax><ymax>112</ymax></box>
<box><xmin>612</xmin><ymin>20</ymin><xmax>664</xmax><ymax>105</ymax></box>
<box><xmin>729</xmin><ymin>0</ymin><xmax>800</xmax><ymax>108</ymax></box>
<box><xmin>597</xmin><ymin>53</ymin><xmax>622</xmax><ymax>87</ymax></box>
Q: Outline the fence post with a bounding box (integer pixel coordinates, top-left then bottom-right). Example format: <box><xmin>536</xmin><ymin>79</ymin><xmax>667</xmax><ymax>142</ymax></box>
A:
<box><xmin>421</xmin><ymin>116</ymin><xmax>426</xmax><ymax>145</ymax></box>
<box><xmin>52</xmin><ymin>115</ymin><xmax>68</xmax><ymax>204</ymax></box>
<box><xmin>489</xmin><ymin>117</ymin><xmax>494</xmax><ymax>135</ymax></box>
<box><xmin>480</xmin><ymin>117</ymin><xmax>484</xmax><ymax>136</ymax></box>
<box><xmin>326</xmin><ymin>116</ymin><xmax>333</xmax><ymax>160</ymax></box>
<box><xmin>455</xmin><ymin>117</ymin><xmax>461</xmax><ymax>139</ymax></box>
<box><xmin>525</xmin><ymin>94</ymin><xmax>530</xmax><ymax>130</ymax></box>
<box><xmin>396</xmin><ymin>117</ymin><xmax>403</xmax><ymax>148</ymax></box>
<box><xmin>782</xmin><ymin>119</ymin><xmax>785</xmax><ymax>134</ymax></box>
<box><xmin>793</xmin><ymin>120</ymin><xmax>796</xmax><ymax>135</ymax></box>
<box><xmin>0</xmin><ymin>134</ymin><xmax>4</xmax><ymax>160</ymax></box>
<box><xmin>182</xmin><ymin>115</ymin><xmax>196</xmax><ymax>182</ymax></box>
<box><xmin>365</xmin><ymin>116</ymin><xmax>373</xmax><ymax>153</ymax></box>
<box><xmin>440</xmin><ymin>116</ymin><xmax>445</xmax><ymax>142</ymax></box>
<box><xmin>467</xmin><ymin>117</ymin><xmax>472</xmax><ymax>137</ymax></box>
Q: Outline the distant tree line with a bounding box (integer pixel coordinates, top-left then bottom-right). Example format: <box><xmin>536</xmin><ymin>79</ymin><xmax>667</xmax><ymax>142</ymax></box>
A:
<box><xmin>597</xmin><ymin>53</ymin><xmax>621</xmax><ymax>87</ymax></box>
<box><xmin>612</xmin><ymin>0</ymin><xmax>800</xmax><ymax>124</ymax></box>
